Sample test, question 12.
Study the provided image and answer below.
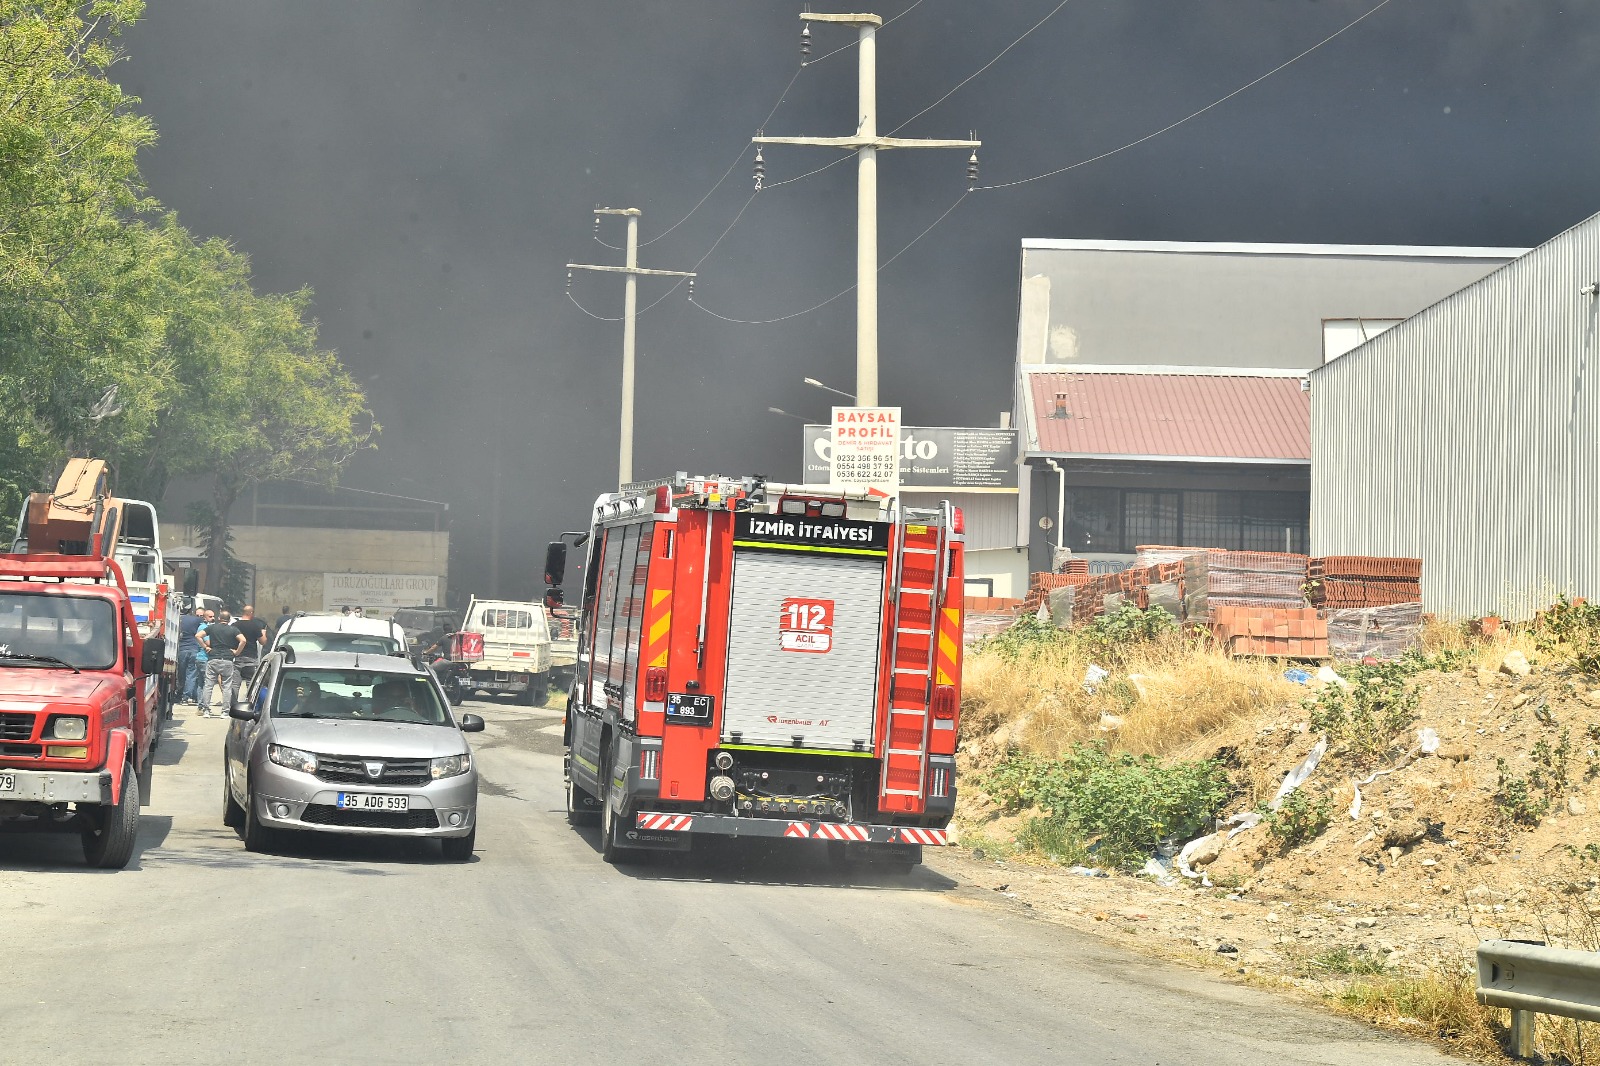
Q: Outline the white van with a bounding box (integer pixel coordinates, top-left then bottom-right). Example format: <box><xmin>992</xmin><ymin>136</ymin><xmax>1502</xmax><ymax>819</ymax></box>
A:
<box><xmin>268</xmin><ymin>613</ymin><xmax>409</xmax><ymax>659</ymax></box>
<box><xmin>459</xmin><ymin>597</ymin><xmax>552</xmax><ymax>705</ymax></box>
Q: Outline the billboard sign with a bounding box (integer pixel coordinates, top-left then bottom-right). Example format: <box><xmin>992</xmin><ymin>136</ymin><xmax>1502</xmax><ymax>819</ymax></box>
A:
<box><xmin>805</xmin><ymin>424</ymin><xmax>1017</xmax><ymax>489</ymax></box>
<box><xmin>323</xmin><ymin>572</ymin><xmax>440</xmax><ymax>614</ymax></box>
<box><xmin>829</xmin><ymin>406</ymin><xmax>901</xmax><ymax>499</ymax></box>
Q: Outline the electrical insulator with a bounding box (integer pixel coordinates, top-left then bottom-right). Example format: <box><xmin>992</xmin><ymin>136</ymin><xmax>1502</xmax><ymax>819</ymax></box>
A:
<box><xmin>593</xmin><ymin>216</ymin><xmax>600</xmax><ymax>235</ymax></box>
<box><xmin>565</xmin><ymin>270</ymin><xmax>573</xmax><ymax>292</ymax></box>
<box><xmin>687</xmin><ymin>277</ymin><xmax>696</xmax><ymax>301</ymax></box>
<box><xmin>753</xmin><ymin>147</ymin><xmax>766</xmax><ymax>191</ymax></box>
<box><xmin>800</xmin><ymin>24</ymin><xmax>812</xmax><ymax>61</ymax></box>
<box><xmin>967</xmin><ymin>149</ymin><xmax>980</xmax><ymax>189</ymax></box>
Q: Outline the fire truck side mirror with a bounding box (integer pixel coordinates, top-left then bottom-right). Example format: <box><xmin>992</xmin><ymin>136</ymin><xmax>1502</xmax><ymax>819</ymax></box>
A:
<box><xmin>543</xmin><ymin>541</ymin><xmax>567</xmax><ymax>587</ymax></box>
<box><xmin>140</xmin><ymin>637</ymin><xmax>166</xmax><ymax>674</ymax></box>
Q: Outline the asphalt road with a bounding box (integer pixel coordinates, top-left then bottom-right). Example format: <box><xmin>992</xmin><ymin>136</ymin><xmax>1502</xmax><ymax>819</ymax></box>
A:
<box><xmin>0</xmin><ymin>700</ymin><xmax>1460</xmax><ymax>1066</ymax></box>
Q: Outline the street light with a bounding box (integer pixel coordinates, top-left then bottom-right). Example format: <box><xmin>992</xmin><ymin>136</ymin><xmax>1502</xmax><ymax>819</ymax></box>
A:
<box><xmin>803</xmin><ymin>377</ymin><xmax>857</xmax><ymax>402</ymax></box>
<box><xmin>767</xmin><ymin>406</ymin><xmax>811</xmax><ymax>421</ymax></box>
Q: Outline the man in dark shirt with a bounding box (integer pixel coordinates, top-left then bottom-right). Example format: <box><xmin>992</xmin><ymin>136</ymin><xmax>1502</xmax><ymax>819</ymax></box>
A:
<box><xmin>198</xmin><ymin>610</ymin><xmax>245</xmax><ymax>718</ymax></box>
<box><xmin>269</xmin><ymin>605</ymin><xmax>293</xmax><ymax>643</ymax></box>
<box><xmin>176</xmin><ymin>607</ymin><xmax>203</xmax><ymax>704</ymax></box>
<box><xmin>234</xmin><ymin>605</ymin><xmax>269</xmax><ymax>690</ymax></box>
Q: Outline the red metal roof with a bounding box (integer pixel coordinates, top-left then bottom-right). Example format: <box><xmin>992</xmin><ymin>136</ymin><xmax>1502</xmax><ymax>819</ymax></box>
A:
<box><xmin>1026</xmin><ymin>371</ymin><xmax>1310</xmax><ymax>462</ymax></box>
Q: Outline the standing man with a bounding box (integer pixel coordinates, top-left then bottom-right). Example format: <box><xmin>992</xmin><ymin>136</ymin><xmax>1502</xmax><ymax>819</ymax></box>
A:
<box><xmin>234</xmin><ymin>605</ymin><xmax>269</xmax><ymax>699</ymax></box>
<box><xmin>176</xmin><ymin>605</ymin><xmax>203</xmax><ymax>704</ymax></box>
<box><xmin>269</xmin><ymin>604</ymin><xmax>293</xmax><ymax>644</ymax></box>
<box><xmin>198</xmin><ymin>609</ymin><xmax>245</xmax><ymax>719</ymax></box>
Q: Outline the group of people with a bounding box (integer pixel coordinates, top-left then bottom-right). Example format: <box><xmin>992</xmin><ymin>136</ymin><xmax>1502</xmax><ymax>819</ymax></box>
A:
<box><xmin>174</xmin><ymin>603</ymin><xmax>294</xmax><ymax>717</ymax></box>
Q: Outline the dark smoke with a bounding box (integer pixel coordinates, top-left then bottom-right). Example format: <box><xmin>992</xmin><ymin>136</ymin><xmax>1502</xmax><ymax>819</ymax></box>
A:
<box><xmin>117</xmin><ymin>1</ymin><xmax>1600</xmax><ymax>599</ymax></box>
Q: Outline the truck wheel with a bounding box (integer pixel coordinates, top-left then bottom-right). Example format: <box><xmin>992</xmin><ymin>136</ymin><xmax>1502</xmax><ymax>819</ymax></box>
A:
<box><xmin>242</xmin><ymin>781</ymin><xmax>275</xmax><ymax>854</ymax></box>
<box><xmin>521</xmin><ymin>674</ymin><xmax>549</xmax><ymax>706</ymax></box>
<box><xmin>222</xmin><ymin>761</ymin><xmax>245</xmax><ymax>830</ymax></box>
<box><xmin>81</xmin><ymin>759</ymin><xmax>140</xmax><ymax>869</ymax></box>
<box><xmin>599</xmin><ymin>748</ymin><xmax>630</xmax><ymax>865</ymax></box>
<box><xmin>440</xmin><ymin>828</ymin><xmax>475</xmax><ymax>862</ymax></box>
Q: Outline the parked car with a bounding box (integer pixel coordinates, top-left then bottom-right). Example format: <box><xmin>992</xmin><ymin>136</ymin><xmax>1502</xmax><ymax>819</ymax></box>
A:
<box><xmin>268</xmin><ymin>613</ymin><xmax>408</xmax><ymax>659</ymax></box>
<box><xmin>223</xmin><ymin>649</ymin><xmax>484</xmax><ymax>859</ymax></box>
<box><xmin>393</xmin><ymin>606</ymin><xmax>461</xmax><ymax>655</ymax></box>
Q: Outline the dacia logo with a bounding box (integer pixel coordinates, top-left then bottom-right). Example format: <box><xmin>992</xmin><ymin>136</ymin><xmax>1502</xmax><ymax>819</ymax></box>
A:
<box><xmin>364</xmin><ymin>761</ymin><xmax>384</xmax><ymax>779</ymax></box>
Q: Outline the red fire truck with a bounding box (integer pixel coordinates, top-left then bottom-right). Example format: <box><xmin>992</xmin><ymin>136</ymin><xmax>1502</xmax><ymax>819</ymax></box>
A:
<box><xmin>0</xmin><ymin>462</ymin><xmax>168</xmax><ymax>868</ymax></box>
<box><xmin>555</xmin><ymin>474</ymin><xmax>964</xmax><ymax>870</ymax></box>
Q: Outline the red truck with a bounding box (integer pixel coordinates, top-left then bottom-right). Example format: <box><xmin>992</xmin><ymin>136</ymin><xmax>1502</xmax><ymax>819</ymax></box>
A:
<box><xmin>556</xmin><ymin>474</ymin><xmax>964</xmax><ymax>871</ymax></box>
<box><xmin>0</xmin><ymin>467</ymin><xmax>167</xmax><ymax>868</ymax></box>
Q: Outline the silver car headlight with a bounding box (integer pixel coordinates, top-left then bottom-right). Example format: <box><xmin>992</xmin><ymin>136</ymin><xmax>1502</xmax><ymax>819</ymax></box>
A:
<box><xmin>431</xmin><ymin>753</ymin><xmax>471</xmax><ymax>780</ymax></box>
<box><xmin>268</xmin><ymin>744</ymin><xmax>319</xmax><ymax>774</ymax></box>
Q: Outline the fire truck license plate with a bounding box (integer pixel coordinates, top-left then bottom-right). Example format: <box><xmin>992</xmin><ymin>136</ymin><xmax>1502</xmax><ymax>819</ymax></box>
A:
<box><xmin>0</xmin><ymin>773</ymin><xmax>14</xmax><ymax>792</ymax></box>
<box><xmin>666</xmin><ymin>693</ymin><xmax>714</xmax><ymax>725</ymax></box>
<box><xmin>336</xmin><ymin>792</ymin><xmax>409</xmax><ymax>811</ymax></box>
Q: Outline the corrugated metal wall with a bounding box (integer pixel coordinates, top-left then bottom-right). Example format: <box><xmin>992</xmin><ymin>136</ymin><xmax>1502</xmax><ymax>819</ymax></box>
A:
<box><xmin>1311</xmin><ymin>211</ymin><xmax>1600</xmax><ymax>619</ymax></box>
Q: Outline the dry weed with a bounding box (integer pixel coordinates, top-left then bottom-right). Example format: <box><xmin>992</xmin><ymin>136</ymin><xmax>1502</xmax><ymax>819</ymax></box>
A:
<box><xmin>1333</xmin><ymin>972</ymin><xmax>1505</xmax><ymax>1059</ymax></box>
<box><xmin>962</xmin><ymin>634</ymin><xmax>1301</xmax><ymax>759</ymax></box>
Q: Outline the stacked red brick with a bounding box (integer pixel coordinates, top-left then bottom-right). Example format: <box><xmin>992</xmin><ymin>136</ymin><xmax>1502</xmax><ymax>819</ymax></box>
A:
<box><xmin>1211</xmin><ymin>605</ymin><xmax>1329</xmax><ymax>659</ymax></box>
<box><xmin>1307</xmin><ymin>556</ymin><xmax>1422</xmax><ymax>609</ymax></box>
<box><xmin>1019</xmin><ymin>563</ymin><xmax>1089</xmax><ymax>615</ymax></box>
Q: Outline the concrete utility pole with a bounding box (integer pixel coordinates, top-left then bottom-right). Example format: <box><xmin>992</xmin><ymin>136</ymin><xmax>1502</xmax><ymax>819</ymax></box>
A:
<box><xmin>755</xmin><ymin>12</ymin><xmax>979</xmax><ymax>408</ymax></box>
<box><xmin>567</xmin><ymin>208</ymin><xmax>696</xmax><ymax>486</ymax></box>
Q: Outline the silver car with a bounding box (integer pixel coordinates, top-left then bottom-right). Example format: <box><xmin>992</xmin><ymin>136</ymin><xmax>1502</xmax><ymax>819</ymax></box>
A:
<box><xmin>224</xmin><ymin>649</ymin><xmax>484</xmax><ymax>860</ymax></box>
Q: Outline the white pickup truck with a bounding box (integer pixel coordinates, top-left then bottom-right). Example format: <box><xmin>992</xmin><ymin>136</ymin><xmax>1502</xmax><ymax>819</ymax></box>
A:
<box><xmin>458</xmin><ymin>596</ymin><xmax>553</xmax><ymax>705</ymax></box>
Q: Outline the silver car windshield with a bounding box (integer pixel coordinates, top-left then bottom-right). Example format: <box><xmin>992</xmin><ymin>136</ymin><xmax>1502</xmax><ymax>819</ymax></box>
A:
<box><xmin>274</xmin><ymin>668</ymin><xmax>451</xmax><ymax>726</ymax></box>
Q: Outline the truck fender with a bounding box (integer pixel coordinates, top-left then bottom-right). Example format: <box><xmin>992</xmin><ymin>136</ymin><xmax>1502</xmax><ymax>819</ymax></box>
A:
<box><xmin>105</xmin><ymin>727</ymin><xmax>134</xmax><ymax>804</ymax></box>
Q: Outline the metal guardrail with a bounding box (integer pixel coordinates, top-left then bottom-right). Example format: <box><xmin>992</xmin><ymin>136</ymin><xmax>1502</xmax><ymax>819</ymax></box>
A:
<box><xmin>1477</xmin><ymin>939</ymin><xmax>1600</xmax><ymax>1059</ymax></box>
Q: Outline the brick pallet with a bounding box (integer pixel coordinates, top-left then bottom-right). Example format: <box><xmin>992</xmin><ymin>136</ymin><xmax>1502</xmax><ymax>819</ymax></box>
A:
<box><xmin>1183</xmin><ymin>551</ymin><xmax>1309</xmax><ymax>621</ymax></box>
<box><xmin>1211</xmin><ymin>605</ymin><xmax>1329</xmax><ymax>659</ymax></box>
<box><xmin>1308</xmin><ymin>555</ymin><xmax>1422</xmax><ymax>609</ymax></box>
<box><xmin>1323</xmin><ymin>602</ymin><xmax>1423</xmax><ymax>660</ymax></box>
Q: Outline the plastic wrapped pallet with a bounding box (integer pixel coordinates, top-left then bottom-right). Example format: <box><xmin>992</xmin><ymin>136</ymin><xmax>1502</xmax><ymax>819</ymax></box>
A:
<box><xmin>1047</xmin><ymin>586</ymin><xmax>1077</xmax><ymax>627</ymax></box>
<box><xmin>1185</xmin><ymin>551</ymin><xmax>1309</xmax><ymax>620</ymax></box>
<box><xmin>1135</xmin><ymin>545</ymin><xmax>1217</xmax><ymax>569</ymax></box>
<box><xmin>1146</xmin><ymin>581</ymin><xmax>1184</xmax><ymax>621</ymax></box>
<box><xmin>1324</xmin><ymin>603</ymin><xmax>1424</xmax><ymax>661</ymax></box>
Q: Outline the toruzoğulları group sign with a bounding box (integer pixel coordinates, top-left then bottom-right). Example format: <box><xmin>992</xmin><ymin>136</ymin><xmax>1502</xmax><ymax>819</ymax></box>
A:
<box><xmin>323</xmin><ymin>572</ymin><xmax>440</xmax><ymax>612</ymax></box>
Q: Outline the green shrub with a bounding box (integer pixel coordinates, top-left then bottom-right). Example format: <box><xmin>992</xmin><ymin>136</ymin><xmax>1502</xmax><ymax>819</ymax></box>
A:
<box><xmin>1014</xmin><ymin>817</ymin><xmax>1091</xmax><ymax>866</ymax></box>
<box><xmin>980</xmin><ymin>745</ymin><xmax>1229</xmax><ymax>870</ymax></box>
<box><xmin>1311</xmin><ymin>947</ymin><xmax>1389</xmax><ymax>976</ymax></box>
<box><xmin>1306</xmin><ymin>659</ymin><xmax>1422</xmax><ymax>761</ymax></box>
<box><xmin>1263</xmin><ymin>788</ymin><xmax>1333</xmax><ymax>848</ymax></box>
<box><xmin>979</xmin><ymin>604</ymin><xmax>1180</xmax><ymax>665</ymax></box>
<box><xmin>1494</xmin><ymin>757</ymin><xmax>1551</xmax><ymax>827</ymax></box>
<box><xmin>1535</xmin><ymin>595</ymin><xmax>1600</xmax><ymax>672</ymax></box>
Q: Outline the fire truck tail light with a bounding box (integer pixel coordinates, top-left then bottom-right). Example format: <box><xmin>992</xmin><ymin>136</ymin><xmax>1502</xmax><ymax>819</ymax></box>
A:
<box><xmin>951</xmin><ymin>507</ymin><xmax>965</xmax><ymax>534</ymax></box>
<box><xmin>644</xmin><ymin>666</ymin><xmax>668</xmax><ymax>702</ymax></box>
<box><xmin>932</xmin><ymin>685</ymin><xmax>957</xmax><ymax>720</ymax></box>
<box><xmin>654</xmin><ymin>485</ymin><xmax>672</xmax><ymax>513</ymax></box>
<box><xmin>640</xmin><ymin>748</ymin><xmax>660</xmax><ymax>781</ymax></box>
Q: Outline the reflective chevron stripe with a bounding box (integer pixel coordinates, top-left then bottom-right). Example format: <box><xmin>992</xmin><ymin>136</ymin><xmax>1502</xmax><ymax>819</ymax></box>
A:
<box><xmin>635</xmin><ymin>813</ymin><xmax>693</xmax><ymax>832</ymax></box>
<box><xmin>895</xmin><ymin>827</ymin><xmax>948</xmax><ymax>846</ymax></box>
<box><xmin>813</xmin><ymin>823</ymin><xmax>870</xmax><ymax>842</ymax></box>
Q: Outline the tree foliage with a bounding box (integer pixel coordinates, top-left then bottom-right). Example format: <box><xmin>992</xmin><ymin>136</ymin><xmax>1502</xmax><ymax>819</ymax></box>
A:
<box><xmin>0</xmin><ymin>2</ymin><xmax>374</xmax><ymax>590</ymax></box>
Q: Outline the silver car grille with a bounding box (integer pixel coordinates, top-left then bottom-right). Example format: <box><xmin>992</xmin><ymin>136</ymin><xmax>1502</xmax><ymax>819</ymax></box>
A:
<box><xmin>314</xmin><ymin>755</ymin><xmax>432</xmax><ymax>787</ymax></box>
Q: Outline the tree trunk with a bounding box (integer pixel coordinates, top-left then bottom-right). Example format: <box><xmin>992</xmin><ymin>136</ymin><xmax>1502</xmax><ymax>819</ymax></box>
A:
<box><xmin>204</xmin><ymin>476</ymin><xmax>242</xmax><ymax>597</ymax></box>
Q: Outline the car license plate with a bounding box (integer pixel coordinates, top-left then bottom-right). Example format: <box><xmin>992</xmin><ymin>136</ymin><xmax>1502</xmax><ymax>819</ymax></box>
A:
<box><xmin>0</xmin><ymin>773</ymin><xmax>14</xmax><ymax>792</ymax></box>
<box><xmin>336</xmin><ymin>792</ymin><xmax>409</xmax><ymax>811</ymax></box>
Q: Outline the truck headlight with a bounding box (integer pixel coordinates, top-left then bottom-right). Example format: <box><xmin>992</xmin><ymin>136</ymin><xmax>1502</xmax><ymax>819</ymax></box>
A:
<box><xmin>47</xmin><ymin>715</ymin><xmax>88</xmax><ymax>741</ymax></box>
<box><xmin>268</xmin><ymin>744</ymin><xmax>318</xmax><ymax>774</ymax></box>
<box><xmin>431</xmin><ymin>753</ymin><xmax>471</xmax><ymax>779</ymax></box>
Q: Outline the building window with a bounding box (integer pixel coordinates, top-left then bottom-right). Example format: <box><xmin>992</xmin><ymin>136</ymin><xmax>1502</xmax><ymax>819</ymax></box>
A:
<box><xmin>1061</xmin><ymin>488</ymin><xmax>1120</xmax><ymax>552</ymax></box>
<box><xmin>1125</xmin><ymin>491</ymin><xmax>1179</xmax><ymax>548</ymax></box>
<box><xmin>1057</xmin><ymin>485</ymin><xmax>1309</xmax><ymax>554</ymax></box>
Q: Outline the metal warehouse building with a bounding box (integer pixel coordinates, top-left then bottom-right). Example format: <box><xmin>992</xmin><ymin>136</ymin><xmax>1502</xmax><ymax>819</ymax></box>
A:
<box><xmin>1311</xmin><ymin>210</ymin><xmax>1600</xmax><ymax>619</ymax></box>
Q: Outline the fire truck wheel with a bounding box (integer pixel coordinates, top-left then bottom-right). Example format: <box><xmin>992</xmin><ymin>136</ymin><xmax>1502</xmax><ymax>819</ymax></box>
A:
<box><xmin>599</xmin><ymin>750</ymin><xmax>629</xmax><ymax>864</ymax></box>
<box><xmin>81</xmin><ymin>758</ymin><xmax>140</xmax><ymax>869</ymax></box>
<box><xmin>242</xmin><ymin>780</ymin><xmax>276</xmax><ymax>854</ymax></box>
<box><xmin>223</xmin><ymin>762</ymin><xmax>245</xmax><ymax>830</ymax></box>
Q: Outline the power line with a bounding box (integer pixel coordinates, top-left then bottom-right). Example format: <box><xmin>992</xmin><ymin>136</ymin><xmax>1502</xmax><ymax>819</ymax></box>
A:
<box><xmin>889</xmin><ymin>0</ymin><xmax>1073</xmax><ymax>135</ymax></box>
<box><xmin>975</xmin><ymin>0</ymin><xmax>1394</xmax><ymax>191</ymax></box>
<box><xmin>689</xmin><ymin>190</ymin><xmax>969</xmax><ymax>325</ymax></box>
<box><xmin>640</xmin><ymin>65</ymin><xmax>804</xmax><ymax>248</ymax></box>
<box><xmin>806</xmin><ymin>0</ymin><xmax>926</xmax><ymax>65</ymax></box>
